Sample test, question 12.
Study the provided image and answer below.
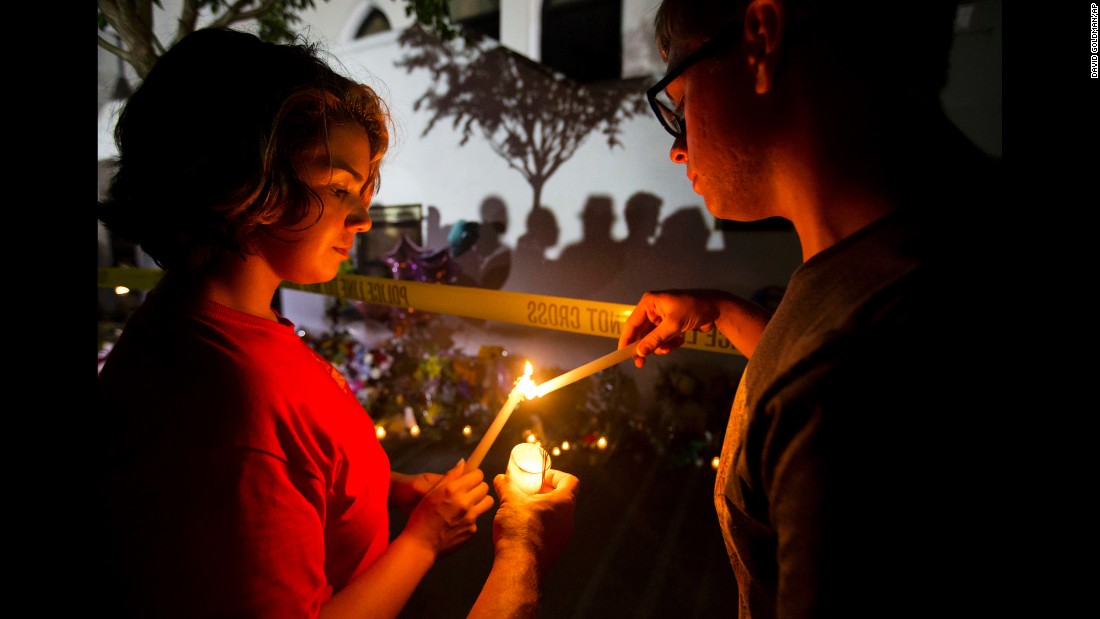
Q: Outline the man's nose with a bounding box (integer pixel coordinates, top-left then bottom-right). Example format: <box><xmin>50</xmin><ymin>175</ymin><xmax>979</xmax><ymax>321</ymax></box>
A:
<box><xmin>670</xmin><ymin>134</ymin><xmax>687</xmax><ymax>164</ymax></box>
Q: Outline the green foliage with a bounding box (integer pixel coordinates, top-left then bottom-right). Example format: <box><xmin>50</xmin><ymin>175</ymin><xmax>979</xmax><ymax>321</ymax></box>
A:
<box><xmin>403</xmin><ymin>0</ymin><xmax>460</xmax><ymax>41</ymax></box>
<box><xmin>253</xmin><ymin>0</ymin><xmax>320</xmax><ymax>44</ymax></box>
<box><xmin>98</xmin><ymin>0</ymin><xmax>457</xmax><ymax>79</ymax></box>
<box><xmin>99</xmin><ymin>0</ymin><xmax>327</xmax><ymax>78</ymax></box>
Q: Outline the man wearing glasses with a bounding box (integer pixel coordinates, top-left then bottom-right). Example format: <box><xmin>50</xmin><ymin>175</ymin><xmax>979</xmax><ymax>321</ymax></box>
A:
<box><xmin>619</xmin><ymin>1</ymin><xmax>1004</xmax><ymax>617</ymax></box>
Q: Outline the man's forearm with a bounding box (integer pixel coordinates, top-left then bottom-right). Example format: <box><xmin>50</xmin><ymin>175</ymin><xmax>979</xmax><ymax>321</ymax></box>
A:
<box><xmin>468</xmin><ymin>549</ymin><xmax>541</xmax><ymax>619</ymax></box>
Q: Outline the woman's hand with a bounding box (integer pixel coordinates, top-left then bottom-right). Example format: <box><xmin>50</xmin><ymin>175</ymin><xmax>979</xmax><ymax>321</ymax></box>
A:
<box><xmin>400</xmin><ymin>459</ymin><xmax>494</xmax><ymax>558</ymax></box>
<box><xmin>389</xmin><ymin>470</ymin><xmax>442</xmax><ymax>516</ymax></box>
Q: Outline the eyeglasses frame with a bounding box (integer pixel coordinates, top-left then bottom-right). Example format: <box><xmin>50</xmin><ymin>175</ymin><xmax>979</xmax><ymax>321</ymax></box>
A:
<box><xmin>646</xmin><ymin>18</ymin><xmax>746</xmax><ymax>139</ymax></box>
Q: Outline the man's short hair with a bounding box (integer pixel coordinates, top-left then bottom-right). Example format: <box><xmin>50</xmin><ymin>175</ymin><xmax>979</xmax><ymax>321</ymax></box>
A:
<box><xmin>654</xmin><ymin>0</ymin><xmax>960</xmax><ymax>96</ymax></box>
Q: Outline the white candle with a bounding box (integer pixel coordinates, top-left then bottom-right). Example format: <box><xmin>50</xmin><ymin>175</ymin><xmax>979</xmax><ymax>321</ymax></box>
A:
<box><xmin>506</xmin><ymin>443</ymin><xmax>551</xmax><ymax>495</ymax></box>
<box><xmin>464</xmin><ymin>362</ymin><xmax>537</xmax><ymax>473</ymax></box>
<box><xmin>534</xmin><ymin>342</ymin><xmax>638</xmax><ymax>399</ymax></box>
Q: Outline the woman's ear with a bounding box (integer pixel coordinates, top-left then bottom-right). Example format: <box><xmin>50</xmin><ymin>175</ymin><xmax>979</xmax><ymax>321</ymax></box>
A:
<box><xmin>743</xmin><ymin>0</ymin><xmax>786</xmax><ymax>94</ymax></box>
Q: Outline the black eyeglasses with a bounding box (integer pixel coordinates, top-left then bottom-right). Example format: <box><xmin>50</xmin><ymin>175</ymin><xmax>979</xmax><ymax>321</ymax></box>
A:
<box><xmin>646</xmin><ymin>18</ymin><xmax>745</xmax><ymax>139</ymax></box>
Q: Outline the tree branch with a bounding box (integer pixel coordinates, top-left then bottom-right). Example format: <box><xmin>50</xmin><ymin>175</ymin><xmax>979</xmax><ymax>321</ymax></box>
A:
<box><xmin>208</xmin><ymin>0</ymin><xmax>282</xmax><ymax>29</ymax></box>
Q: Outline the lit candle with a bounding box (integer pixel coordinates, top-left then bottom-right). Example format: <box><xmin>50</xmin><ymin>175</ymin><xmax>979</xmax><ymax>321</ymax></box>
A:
<box><xmin>534</xmin><ymin>342</ymin><xmax>638</xmax><ymax>399</ymax></box>
<box><xmin>506</xmin><ymin>442</ymin><xmax>551</xmax><ymax>495</ymax></box>
<box><xmin>464</xmin><ymin>362</ymin><xmax>537</xmax><ymax>473</ymax></box>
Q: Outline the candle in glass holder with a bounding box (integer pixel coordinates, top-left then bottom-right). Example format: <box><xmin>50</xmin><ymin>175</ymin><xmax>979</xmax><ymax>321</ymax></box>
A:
<box><xmin>507</xmin><ymin>442</ymin><xmax>551</xmax><ymax>495</ymax></box>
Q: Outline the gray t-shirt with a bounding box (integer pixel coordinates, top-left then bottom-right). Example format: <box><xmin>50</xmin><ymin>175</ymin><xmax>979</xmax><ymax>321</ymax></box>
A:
<box><xmin>715</xmin><ymin>201</ymin><xmax>1002</xmax><ymax>617</ymax></box>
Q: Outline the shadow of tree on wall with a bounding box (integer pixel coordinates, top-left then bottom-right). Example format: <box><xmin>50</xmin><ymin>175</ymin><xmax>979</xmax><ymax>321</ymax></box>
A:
<box><xmin>394</xmin><ymin>24</ymin><xmax>649</xmax><ymax>213</ymax></box>
<box><xmin>386</xmin><ymin>24</ymin><xmax>802</xmax><ymax>310</ymax></box>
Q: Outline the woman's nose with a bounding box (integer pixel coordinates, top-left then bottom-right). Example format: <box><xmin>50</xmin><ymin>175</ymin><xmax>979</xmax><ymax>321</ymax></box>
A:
<box><xmin>348</xmin><ymin>201</ymin><xmax>372</xmax><ymax>233</ymax></box>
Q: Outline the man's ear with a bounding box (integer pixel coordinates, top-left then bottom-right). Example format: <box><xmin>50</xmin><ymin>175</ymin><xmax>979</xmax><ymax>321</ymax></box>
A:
<box><xmin>743</xmin><ymin>0</ymin><xmax>786</xmax><ymax>94</ymax></box>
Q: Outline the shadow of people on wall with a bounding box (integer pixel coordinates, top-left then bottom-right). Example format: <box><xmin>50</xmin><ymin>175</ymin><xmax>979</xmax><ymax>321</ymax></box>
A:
<box><xmin>553</xmin><ymin>195</ymin><xmax>624</xmax><ymax>298</ymax></box>
<box><xmin>651</xmin><ymin>206</ymin><xmax>713</xmax><ymax>290</ymax></box>
<box><xmin>448</xmin><ymin>195</ymin><xmax>515</xmax><ymax>290</ymax></box>
<box><xmin>618</xmin><ymin>191</ymin><xmax>662</xmax><ymax>262</ymax></box>
<box><xmin>506</xmin><ymin>205</ymin><xmax>561</xmax><ymax>294</ymax></box>
<box><xmin>601</xmin><ymin>191</ymin><xmax>663</xmax><ymax>303</ymax></box>
<box><xmin>425</xmin><ymin>205</ymin><xmax>450</xmax><ymax>252</ymax></box>
<box><xmin>473</xmin><ymin>196</ymin><xmax>513</xmax><ymax>290</ymax></box>
<box><xmin>448</xmin><ymin>219</ymin><xmax>482</xmax><ymax>287</ymax></box>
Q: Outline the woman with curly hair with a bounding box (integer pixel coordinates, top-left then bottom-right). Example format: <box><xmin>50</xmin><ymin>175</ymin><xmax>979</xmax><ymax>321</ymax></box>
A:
<box><xmin>95</xmin><ymin>27</ymin><xmax>577</xmax><ymax>618</ymax></box>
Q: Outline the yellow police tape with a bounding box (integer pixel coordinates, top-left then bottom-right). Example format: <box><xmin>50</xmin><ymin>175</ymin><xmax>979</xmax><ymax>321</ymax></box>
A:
<box><xmin>98</xmin><ymin>267</ymin><xmax>741</xmax><ymax>356</ymax></box>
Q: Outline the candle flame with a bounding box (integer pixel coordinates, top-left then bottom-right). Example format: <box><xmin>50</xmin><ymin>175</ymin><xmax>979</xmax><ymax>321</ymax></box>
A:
<box><xmin>518</xmin><ymin>360</ymin><xmax>538</xmax><ymax>399</ymax></box>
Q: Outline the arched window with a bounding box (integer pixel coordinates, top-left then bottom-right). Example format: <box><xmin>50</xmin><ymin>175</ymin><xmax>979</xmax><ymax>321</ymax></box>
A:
<box><xmin>354</xmin><ymin>8</ymin><xmax>391</xmax><ymax>39</ymax></box>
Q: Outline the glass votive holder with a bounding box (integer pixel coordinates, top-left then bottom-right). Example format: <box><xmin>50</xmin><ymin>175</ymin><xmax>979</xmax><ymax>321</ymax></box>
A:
<box><xmin>507</xmin><ymin>442</ymin><xmax>551</xmax><ymax>495</ymax></box>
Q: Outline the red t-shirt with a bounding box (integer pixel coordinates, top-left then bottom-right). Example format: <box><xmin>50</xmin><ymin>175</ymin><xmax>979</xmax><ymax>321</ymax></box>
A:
<box><xmin>95</xmin><ymin>292</ymin><xmax>391</xmax><ymax>617</ymax></box>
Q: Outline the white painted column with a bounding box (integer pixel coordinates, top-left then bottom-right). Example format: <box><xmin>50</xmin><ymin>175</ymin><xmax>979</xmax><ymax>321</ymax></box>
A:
<box><xmin>499</xmin><ymin>0</ymin><xmax>542</xmax><ymax>61</ymax></box>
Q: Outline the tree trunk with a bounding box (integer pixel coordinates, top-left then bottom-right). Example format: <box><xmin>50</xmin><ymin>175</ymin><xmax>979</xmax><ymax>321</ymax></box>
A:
<box><xmin>530</xmin><ymin>179</ymin><xmax>544</xmax><ymax>212</ymax></box>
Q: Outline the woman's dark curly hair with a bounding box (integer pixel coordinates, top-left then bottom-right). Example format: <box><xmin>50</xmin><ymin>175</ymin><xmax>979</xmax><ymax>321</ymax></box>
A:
<box><xmin>99</xmin><ymin>27</ymin><xmax>392</xmax><ymax>273</ymax></box>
